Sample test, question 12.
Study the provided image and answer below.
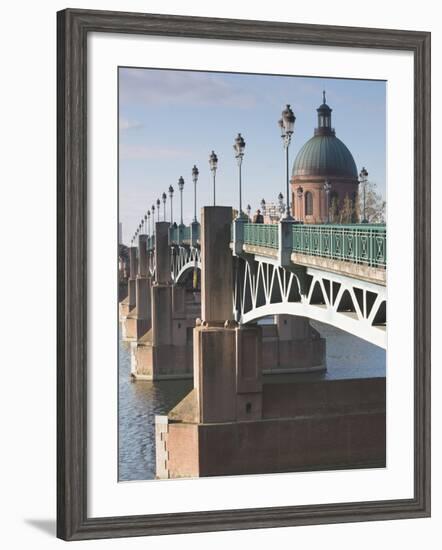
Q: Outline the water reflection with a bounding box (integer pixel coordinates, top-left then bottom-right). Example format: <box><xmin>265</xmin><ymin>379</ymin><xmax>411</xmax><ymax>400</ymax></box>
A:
<box><xmin>118</xmin><ymin>320</ymin><xmax>385</xmax><ymax>481</ymax></box>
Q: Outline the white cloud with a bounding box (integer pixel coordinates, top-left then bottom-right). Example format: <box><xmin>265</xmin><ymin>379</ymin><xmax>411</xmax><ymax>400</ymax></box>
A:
<box><xmin>119</xmin><ymin>68</ymin><xmax>258</xmax><ymax>108</ymax></box>
<box><xmin>119</xmin><ymin>117</ymin><xmax>143</xmax><ymax>131</ymax></box>
<box><xmin>119</xmin><ymin>143</ymin><xmax>192</xmax><ymax>161</ymax></box>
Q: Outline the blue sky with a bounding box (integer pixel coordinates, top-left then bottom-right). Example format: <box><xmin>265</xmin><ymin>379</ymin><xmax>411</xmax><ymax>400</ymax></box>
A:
<box><xmin>119</xmin><ymin>67</ymin><xmax>386</xmax><ymax>245</ymax></box>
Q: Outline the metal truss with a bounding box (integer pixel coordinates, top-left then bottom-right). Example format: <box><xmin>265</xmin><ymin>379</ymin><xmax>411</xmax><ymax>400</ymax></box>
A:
<box><xmin>147</xmin><ymin>245</ymin><xmax>201</xmax><ymax>283</ymax></box>
<box><xmin>171</xmin><ymin>245</ymin><xmax>201</xmax><ymax>283</ymax></box>
<box><xmin>234</xmin><ymin>255</ymin><xmax>386</xmax><ymax>348</ymax></box>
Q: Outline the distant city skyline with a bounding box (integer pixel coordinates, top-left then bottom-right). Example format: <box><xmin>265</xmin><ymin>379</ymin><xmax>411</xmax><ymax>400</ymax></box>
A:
<box><xmin>119</xmin><ymin>67</ymin><xmax>386</xmax><ymax>245</ymax></box>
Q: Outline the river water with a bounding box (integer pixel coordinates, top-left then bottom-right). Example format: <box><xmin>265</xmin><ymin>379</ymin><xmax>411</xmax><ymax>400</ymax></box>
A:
<box><xmin>118</xmin><ymin>321</ymin><xmax>386</xmax><ymax>481</ymax></box>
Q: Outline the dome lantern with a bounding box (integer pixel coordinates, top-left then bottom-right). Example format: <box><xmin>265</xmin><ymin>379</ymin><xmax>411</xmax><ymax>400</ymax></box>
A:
<box><xmin>315</xmin><ymin>90</ymin><xmax>334</xmax><ymax>136</ymax></box>
<box><xmin>292</xmin><ymin>93</ymin><xmax>357</xmax><ymax>180</ymax></box>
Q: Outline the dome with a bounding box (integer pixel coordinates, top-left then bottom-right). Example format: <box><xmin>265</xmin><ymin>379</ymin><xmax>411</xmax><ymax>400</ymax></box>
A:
<box><xmin>292</xmin><ymin>134</ymin><xmax>358</xmax><ymax>179</ymax></box>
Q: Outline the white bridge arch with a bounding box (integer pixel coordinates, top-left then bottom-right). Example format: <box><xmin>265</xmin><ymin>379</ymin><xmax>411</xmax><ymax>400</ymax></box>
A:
<box><xmin>234</xmin><ymin>256</ymin><xmax>386</xmax><ymax>349</ymax></box>
<box><xmin>171</xmin><ymin>246</ymin><xmax>201</xmax><ymax>283</ymax></box>
<box><xmin>147</xmin><ymin>245</ymin><xmax>201</xmax><ymax>283</ymax></box>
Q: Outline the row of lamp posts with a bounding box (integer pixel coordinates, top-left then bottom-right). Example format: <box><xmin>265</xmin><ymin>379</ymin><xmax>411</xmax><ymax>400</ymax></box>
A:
<box><xmin>130</xmin><ymin>103</ymin><xmax>370</xmax><ymax>240</ymax></box>
<box><xmin>131</xmin><ymin>105</ymin><xmax>295</xmax><ymax>238</ymax></box>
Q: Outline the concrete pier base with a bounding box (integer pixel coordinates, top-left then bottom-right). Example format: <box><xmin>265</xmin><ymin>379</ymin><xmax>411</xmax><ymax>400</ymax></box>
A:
<box><xmin>130</xmin><ymin>285</ymin><xmax>198</xmax><ymax>380</ymax></box>
<box><xmin>122</xmin><ymin>276</ymin><xmax>152</xmax><ymax>341</ymax></box>
<box><xmin>119</xmin><ymin>246</ymin><xmax>137</xmax><ymax>321</ymax></box>
<box><xmin>156</xmin><ymin>376</ymin><xmax>386</xmax><ymax>479</ymax></box>
<box><xmin>119</xmin><ymin>278</ymin><xmax>136</xmax><ymax>321</ymax></box>
<box><xmin>192</xmin><ymin>323</ymin><xmax>262</xmax><ymax>424</ymax></box>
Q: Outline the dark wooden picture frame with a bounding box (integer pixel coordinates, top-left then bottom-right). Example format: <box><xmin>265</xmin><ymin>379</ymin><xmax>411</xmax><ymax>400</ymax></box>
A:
<box><xmin>57</xmin><ymin>8</ymin><xmax>431</xmax><ymax>541</ymax></box>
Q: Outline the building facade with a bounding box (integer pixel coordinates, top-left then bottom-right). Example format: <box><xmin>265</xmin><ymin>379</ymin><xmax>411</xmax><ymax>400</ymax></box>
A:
<box><xmin>291</xmin><ymin>93</ymin><xmax>359</xmax><ymax>224</ymax></box>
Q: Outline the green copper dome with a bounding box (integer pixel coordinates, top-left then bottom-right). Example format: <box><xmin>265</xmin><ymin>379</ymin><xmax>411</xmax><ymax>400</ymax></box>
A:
<box><xmin>292</xmin><ymin>92</ymin><xmax>358</xmax><ymax>179</ymax></box>
<box><xmin>292</xmin><ymin>135</ymin><xmax>358</xmax><ymax>179</ymax></box>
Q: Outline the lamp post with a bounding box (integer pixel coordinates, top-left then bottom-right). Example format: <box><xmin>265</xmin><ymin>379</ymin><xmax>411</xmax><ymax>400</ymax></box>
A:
<box><xmin>246</xmin><ymin>204</ymin><xmax>251</xmax><ymax>221</ymax></box>
<box><xmin>168</xmin><ymin>185</ymin><xmax>174</xmax><ymax>224</ymax></box>
<box><xmin>141</xmin><ymin>219</ymin><xmax>144</xmax><ymax>236</ymax></box>
<box><xmin>192</xmin><ymin>165</ymin><xmax>199</xmax><ymax>222</ymax></box>
<box><xmin>233</xmin><ymin>133</ymin><xmax>246</xmax><ymax>217</ymax></box>
<box><xmin>278</xmin><ymin>192</ymin><xmax>284</xmax><ymax>215</ymax></box>
<box><xmin>359</xmin><ymin>167</ymin><xmax>369</xmax><ymax>223</ymax></box>
<box><xmin>151</xmin><ymin>204</ymin><xmax>155</xmax><ymax>233</ymax></box>
<box><xmin>144</xmin><ymin>214</ymin><xmax>148</xmax><ymax>235</ymax></box>
<box><xmin>260</xmin><ymin>198</ymin><xmax>266</xmax><ymax>218</ymax></box>
<box><xmin>147</xmin><ymin>210</ymin><xmax>151</xmax><ymax>236</ymax></box>
<box><xmin>178</xmin><ymin>176</ymin><xmax>184</xmax><ymax>225</ymax></box>
<box><xmin>323</xmin><ymin>180</ymin><xmax>332</xmax><ymax>223</ymax></box>
<box><xmin>296</xmin><ymin>186</ymin><xmax>304</xmax><ymax>222</ymax></box>
<box><xmin>278</xmin><ymin>104</ymin><xmax>296</xmax><ymax>219</ymax></box>
<box><xmin>209</xmin><ymin>150</ymin><xmax>218</xmax><ymax>206</ymax></box>
<box><xmin>156</xmin><ymin>198</ymin><xmax>160</xmax><ymax>222</ymax></box>
<box><xmin>162</xmin><ymin>192</ymin><xmax>167</xmax><ymax>221</ymax></box>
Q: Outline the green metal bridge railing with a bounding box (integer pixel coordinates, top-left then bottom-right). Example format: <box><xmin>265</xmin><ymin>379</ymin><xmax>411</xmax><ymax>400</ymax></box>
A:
<box><xmin>243</xmin><ymin>223</ymin><xmax>279</xmax><ymax>249</ymax></box>
<box><xmin>155</xmin><ymin>221</ymin><xmax>386</xmax><ymax>268</ymax></box>
<box><xmin>168</xmin><ymin>224</ymin><xmax>196</xmax><ymax>244</ymax></box>
<box><xmin>243</xmin><ymin>222</ymin><xmax>386</xmax><ymax>268</ymax></box>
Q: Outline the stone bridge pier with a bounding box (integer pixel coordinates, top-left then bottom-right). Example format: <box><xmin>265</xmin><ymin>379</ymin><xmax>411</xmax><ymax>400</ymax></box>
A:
<box><xmin>130</xmin><ymin>222</ymin><xmax>198</xmax><ymax>380</ymax></box>
<box><xmin>119</xmin><ymin>245</ymin><xmax>137</xmax><ymax>324</ymax></box>
<box><xmin>122</xmin><ymin>234</ymin><xmax>151</xmax><ymax>341</ymax></box>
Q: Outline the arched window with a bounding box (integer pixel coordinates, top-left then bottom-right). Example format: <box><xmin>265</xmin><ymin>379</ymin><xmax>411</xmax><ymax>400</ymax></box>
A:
<box><xmin>305</xmin><ymin>191</ymin><xmax>313</xmax><ymax>216</ymax></box>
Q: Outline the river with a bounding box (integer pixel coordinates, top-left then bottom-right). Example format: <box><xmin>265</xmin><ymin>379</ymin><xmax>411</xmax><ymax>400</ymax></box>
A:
<box><xmin>118</xmin><ymin>321</ymin><xmax>385</xmax><ymax>481</ymax></box>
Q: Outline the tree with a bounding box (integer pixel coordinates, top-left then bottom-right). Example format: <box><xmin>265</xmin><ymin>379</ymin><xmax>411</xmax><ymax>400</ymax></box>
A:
<box><xmin>329</xmin><ymin>195</ymin><xmax>339</xmax><ymax>223</ymax></box>
<box><xmin>359</xmin><ymin>181</ymin><xmax>386</xmax><ymax>223</ymax></box>
<box><xmin>340</xmin><ymin>193</ymin><xmax>354</xmax><ymax>224</ymax></box>
<box><xmin>352</xmin><ymin>192</ymin><xmax>360</xmax><ymax>223</ymax></box>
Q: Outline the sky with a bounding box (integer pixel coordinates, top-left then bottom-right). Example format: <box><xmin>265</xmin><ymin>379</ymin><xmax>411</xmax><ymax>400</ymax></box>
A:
<box><xmin>119</xmin><ymin>67</ymin><xmax>386</xmax><ymax>245</ymax></box>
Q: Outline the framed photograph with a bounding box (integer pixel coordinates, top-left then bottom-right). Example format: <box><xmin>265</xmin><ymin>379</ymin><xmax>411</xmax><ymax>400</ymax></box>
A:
<box><xmin>57</xmin><ymin>8</ymin><xmax>431</xmax><ymax>541</ymax></box>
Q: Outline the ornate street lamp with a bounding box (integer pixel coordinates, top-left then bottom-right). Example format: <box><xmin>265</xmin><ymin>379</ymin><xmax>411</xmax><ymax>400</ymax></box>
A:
<box><xmin>278</xmin><ymin>104</ymin><xmax>296</xmax><ymax>219</ymax></box>
<box><xmin>209</xmin><ymin>150</ymin><xmax>218</xmax><ymax>206</ymax></box>
<box><xmin>359</xmin><ymin>167</ymin><xmax>369</xmax><ymax>223</ymax></box>
<box><xmin>296</xmin><ymin>186</ymin><xmax>304</xmax><ymax>221</ymax></box>
<box><xmin>278</xmin><ymin>192</ymin><xmax>284</xmax><ymax>214</ymax></box>
<box><xmin>323</xmin><ymin>180</ymin><xmax>332</xmax><ymax>223</ymax></box>
<box><xmin>141</xmin><ymin>219</ymin><xmax>144</xmax><ymax>236</ymax></box>
<box><xmin>162</xmin><ymin>192</ymin><xmax>167</xmax><ymax>221</ymax></box>
<box><xmin>168</xmin><ymin>185</ymin><xmax>174</xmax><ymax>224</ymax></box>
<box><xmin>246</xmin><ymin>204</ymin><xmax>251</xmax><ymax>220</ymax></box>
<box><xmin>178</xmin><ymin>176</ymin><xmax>184</xmax><ymax>225</ymax></box>
<box><xmin>192</xmin><ymin>165</ymin><xmax>199</xmax><ymax>222</ymax></box>
<box><xmin>144</xmin><ymin>213</ymin><xmax>148</xmax><ymax>235</ymax></box>
<box><xmin>260</xmin><ymin>198</ymin><xmax>266</xmax><ymax>217</ymax></box>
<box><xmin>151</xmin><ymin>203</ymin><xmax>155</xmax><ymax>233</ymax></box>
<box><xmin>147</xmin><ymin>210</ymin><xmax>151</xmax><ymax>236</ymax></box>
<box><xmin>156</xmin><ymin>198</ymin><xmax>160</xmax><ymax>222</ymax></box>
<box><xmin>233</xmin><ymin>133</ymin><xmax>246</xmax><ymax>217</ymax></box>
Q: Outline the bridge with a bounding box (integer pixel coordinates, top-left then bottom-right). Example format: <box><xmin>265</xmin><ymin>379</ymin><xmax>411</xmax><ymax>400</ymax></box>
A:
<box><xmin>132</xmin><ymin>215</ymin><xmax>386</xmax><ymax>348</ymax></box>
<box><xmin>119</xmin><ymin>206</ymin><xmax>387</xmax><ymax>479</ymax></box>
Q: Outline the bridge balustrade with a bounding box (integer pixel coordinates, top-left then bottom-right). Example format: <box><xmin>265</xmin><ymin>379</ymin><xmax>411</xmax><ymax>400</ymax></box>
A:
<box><xmin>242</xmin><ymin>222</ymin><xmax>386</xmax><ymax>268</ymax></box>
<box><xmin>151</xmin><ymin>221</ymin><xmax>386</xmax><ymax>268</ymax></box>
<box><xmin>243</xmin><ymin>223</ymin><xmax>279</xmax><ymax>249</ymax></box>
<box><xmin>167</xmin><ymin>224</ymin><xmax>196</xmax><ymax>245</ymax></box>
